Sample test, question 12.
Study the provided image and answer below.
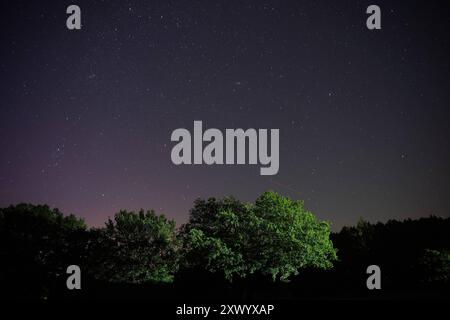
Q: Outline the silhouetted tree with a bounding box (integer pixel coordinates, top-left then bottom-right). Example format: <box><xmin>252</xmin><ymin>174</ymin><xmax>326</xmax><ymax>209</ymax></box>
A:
<box><xmin>332</xmin><ymin>216</ymin><xmax>450</xmax><ymax>291</ymax></box>
<box><xmin>0</xmin><ymin>203</ymin><xmax>86</xmax><ymax>298</ymax></box>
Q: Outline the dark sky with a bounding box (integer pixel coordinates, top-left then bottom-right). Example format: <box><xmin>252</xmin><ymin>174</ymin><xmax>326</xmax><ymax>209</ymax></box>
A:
<box><xmin>1</xmin><ymin>0</ymin><xmax>449</xmax><ymax>230</ymax></box>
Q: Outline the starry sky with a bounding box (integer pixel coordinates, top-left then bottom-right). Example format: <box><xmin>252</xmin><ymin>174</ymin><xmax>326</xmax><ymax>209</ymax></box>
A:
<box><xmin>1</xmin><ymin>0</ymin><xmax>449</xmax><ymax>230</ymax></box>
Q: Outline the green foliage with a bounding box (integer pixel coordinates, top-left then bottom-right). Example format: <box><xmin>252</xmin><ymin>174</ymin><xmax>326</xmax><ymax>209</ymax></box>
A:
<box><xmin>181</xmin><ymin>199</ymin><xmax>256</xmax><ymax>281</ymax></box>
<box><xmin>1</xmin><ymin>201</ymin><xmax>449</xmax><ymax>298</ymax></box>
<box><xmin>420</xmin><ymin>249</ymin><xmax>450</xmax><ymax>284</ymax></box>
<box><xmin>254</xmin><ymin>191</ymin><xmax>337</xmax><ymax>281</ymax></box>
<box><xmin>181</xmin><ymin>191</ymin><xmax>337</xmax><ymax>282</ymax></box>
<box><xmin>87</xmin><ymin>209</ymin><xmax>179</xmax><ymax>284</ymax></box>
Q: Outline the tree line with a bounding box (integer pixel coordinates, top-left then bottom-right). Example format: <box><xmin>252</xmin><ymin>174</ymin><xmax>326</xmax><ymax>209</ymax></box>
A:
<box><xmin>0</xmin><ymin>191</ymin><xmax>448</xmax><ymax>299</ymax></box>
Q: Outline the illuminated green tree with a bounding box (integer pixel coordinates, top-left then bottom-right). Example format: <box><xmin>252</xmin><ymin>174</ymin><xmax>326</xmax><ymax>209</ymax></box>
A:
<box><xmin>181</xmin><ymin>191</ymin><xmax>337</xmax><ymax>282</ymax></box>
<box><xmin>253</xmin><ymin>191</ymin><xmax>337</xmax><ymax>280</ymax></box>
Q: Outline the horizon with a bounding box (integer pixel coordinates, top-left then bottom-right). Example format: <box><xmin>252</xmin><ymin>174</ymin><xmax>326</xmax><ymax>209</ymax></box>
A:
<box><xmin>1</xmin><ymin>194</ymin><xmax>446</xmax><ymax>233</ymax></box>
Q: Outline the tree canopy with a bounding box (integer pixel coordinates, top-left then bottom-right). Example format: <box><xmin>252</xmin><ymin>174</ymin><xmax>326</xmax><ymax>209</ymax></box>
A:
<box><xmin>181</xmin><ymin>191</ymin><xmax>337</xmax><ymax>282</ymax></box>
<box><xmin>0</xmin><ymin>203</ymin><xmax>86</xmax><ymax>298</ymax></box>
<box><xmin>87</xmin><ymin>209</ymin><xmax>179</xmax><ymax>284</ymax></box>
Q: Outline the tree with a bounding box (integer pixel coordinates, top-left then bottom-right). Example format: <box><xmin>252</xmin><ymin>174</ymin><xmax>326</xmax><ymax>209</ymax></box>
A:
<box><xmin>419</xmin><ymin>249</ymin><xmax>450</xmax><ymax>284</ymax></box>
<box><xmin>181</xmin><ymin>191</ymin><xmax>337</xmax><ymax>282</ymax></box>
<box><xmin>0</xmin><ymin>203</ymin><xmax>86</xmax><ymax>298</ymax></box>
<box><xmin>332</xmin><ymin>216</ymin><xmax>450</xmax><ymax>291</ymax></box>
<box><xmin>87</xmin><ymin>209</ymin><xmax>179</xmax><ymax>284</ymax></box>
<box><xmin>180</xmin><ymin>196</ymin><xmax>257</xmax><ymax>281</ymax></box>
<box><xmin>253</xmin><ymin>191</ymin><xmax>337</xmax><ymax>281</ymax></box>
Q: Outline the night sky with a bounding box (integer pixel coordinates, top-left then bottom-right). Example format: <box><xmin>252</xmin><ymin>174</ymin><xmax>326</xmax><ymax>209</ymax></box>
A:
<box><xmin>1</xmin><ymin>0</ymin><xmax>449</xmax><ymax>230</ymax></box>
